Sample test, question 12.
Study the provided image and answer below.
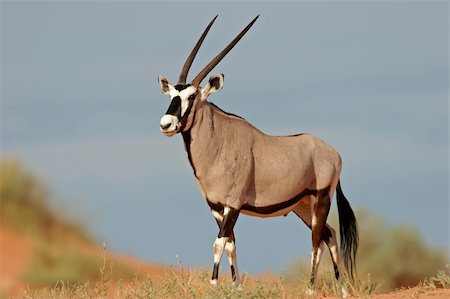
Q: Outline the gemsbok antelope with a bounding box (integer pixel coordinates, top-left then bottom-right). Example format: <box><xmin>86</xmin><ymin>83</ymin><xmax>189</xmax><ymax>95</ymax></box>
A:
<box><xmin>157</xmin><ymin>15</ymin><xmax>358</xmax><ymax>296</ymax></box>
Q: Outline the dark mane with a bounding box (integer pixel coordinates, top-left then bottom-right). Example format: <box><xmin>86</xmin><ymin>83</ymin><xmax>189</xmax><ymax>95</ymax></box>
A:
<box><xmin>287</xmin><ymin>133</ymin><xmax>305</xmax><ymax>137</ymax></box>
<box><xmin>209</xmin><ymin>102</ymin><xmax>245</xmax><ymax>120</ymax></box>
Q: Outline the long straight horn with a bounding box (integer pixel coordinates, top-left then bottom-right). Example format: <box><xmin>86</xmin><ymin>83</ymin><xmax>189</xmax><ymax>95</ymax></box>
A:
<box><xmin>178</xmin><ymin>15</ymin><xmax>218</xmax><ymax>85</ymax></box>
<box><xmin>191</xmin><ymin>15</ymin><xmax>259</xmax><ymax>87</ymax></box>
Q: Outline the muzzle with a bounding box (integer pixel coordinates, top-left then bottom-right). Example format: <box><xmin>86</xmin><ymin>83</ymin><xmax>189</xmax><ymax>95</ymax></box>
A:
<box><xmin>160</xmin><ymin>114</ymin><xmax>180</xmax><ymax>137</ymax></box>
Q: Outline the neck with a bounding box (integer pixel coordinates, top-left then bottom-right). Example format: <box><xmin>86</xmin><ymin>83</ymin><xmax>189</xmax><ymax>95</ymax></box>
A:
<box><xmin>181</xmin><ymin>101</ymin><xmax>226</xmax><ymax>178</ymax></box>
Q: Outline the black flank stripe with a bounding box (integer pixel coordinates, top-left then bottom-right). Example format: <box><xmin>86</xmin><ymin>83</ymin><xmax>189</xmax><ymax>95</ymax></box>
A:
<box><xmin>206</xmin><ymin>188</ymin><xmax>331</xmax><ymax>216</ymax></box>
<box><xmin>241</xmin><ymin>189</ymin><xmax>318</xmax><ymax>215</ymax></box>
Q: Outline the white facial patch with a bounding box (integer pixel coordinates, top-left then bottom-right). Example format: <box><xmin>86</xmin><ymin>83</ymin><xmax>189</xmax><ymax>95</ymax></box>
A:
<box><xmin>169</xmin><ymin>86</ymin><xmax>197</xmax><ymax>117</ymax></box>
<box><xmin>181</xmin><ymin>98</ymin><xmax>189</xmax><ymax>116</ymax></box>
<box><xmin>160</xmin><ymin>85</ymin><xmax>197</xmax><ymax>136</ymax></box>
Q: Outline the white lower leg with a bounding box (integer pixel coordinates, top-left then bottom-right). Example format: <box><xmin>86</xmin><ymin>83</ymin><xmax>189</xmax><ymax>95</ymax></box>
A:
<box><xmin>326</xmin><ymin>225</ymin><xmax>349</xmax><ymax>297</ymax></box>
<box><xmin>225</xmin><ymin>241</ymin><xmax>241</xmax><ymax>288</ymax></box>
<box><xmin>327</xmin><ymin>226</ymin><xmax>340</xmax><ymax>278</ymax></box>
<box><xmin>210</xmin><ymin>236</ymin><xmax>228</xmax><ymax>285</ymax></box>
<box><xmin>307</xmin><ymin>242</ymin><xmax>324</xmax><ymax>296</ymax></box>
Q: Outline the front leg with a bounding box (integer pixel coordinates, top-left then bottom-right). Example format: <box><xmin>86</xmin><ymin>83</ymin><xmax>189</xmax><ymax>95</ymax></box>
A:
<box><xmin>225</xmin><ymin>236</ymin><xmax>241</xmax><ymax>288</ymax></box>
<box><xmin>210</xmin><ymin>207</ymin><xmax>240</xmax><ymax>286</ymax></box>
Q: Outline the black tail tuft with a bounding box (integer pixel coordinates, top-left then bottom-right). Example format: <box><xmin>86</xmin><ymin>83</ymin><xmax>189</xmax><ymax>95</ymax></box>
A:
<box><xmin>336</xmin><ymin>180</ymin><xmax>359</xmax><ymax>280</ymax></box>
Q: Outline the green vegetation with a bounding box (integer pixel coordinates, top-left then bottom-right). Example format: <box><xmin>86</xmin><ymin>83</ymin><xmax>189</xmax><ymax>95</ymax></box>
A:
<box><xmin>0</xmin><ymin>159</ymin><xmax>135</xmax><ymax>289</ymax></box>
<box><xmin>22</xmin><ymin>267</ymin><xmax>351</xmax><ymax>298</ymax></box>
<box><xmin>0</xmin><ymin>160</ymin><xmax>89</xmax><ymax>242</ymax></box>
<box><xmin>354</xmin><ymin>210</ymin><xmax>447</xmax><ymax>291</ymax></box>
<box><xmin>23</xmin><ymin>264</ymin><xmax>450</xmax><ymax>298</ymax></box>
<box><xmin>22</xmin><ymin>241</ymin><xmax>102</xmax><ymax>286</ymax></box>
<box><xmin>284</xmin><ymin>209</ymin><xmax>447</xmax><ymax>293</ymax></box>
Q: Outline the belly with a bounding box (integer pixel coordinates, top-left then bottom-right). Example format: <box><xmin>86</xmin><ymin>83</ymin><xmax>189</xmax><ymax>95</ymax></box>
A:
<box><xmin>240</xmin><ymin>188</ymin><xmax>316</xmax><ymax>218</ymax></box>
<box><xmin>240</xmin><ymin>205</ymin><xmax>296</xmax><ymax>218</ymax></box>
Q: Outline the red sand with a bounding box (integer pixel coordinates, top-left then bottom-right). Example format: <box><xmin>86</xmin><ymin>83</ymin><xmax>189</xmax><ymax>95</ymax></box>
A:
<box><xmin>1</xmin><ymin>226</ymin><xmax>449</xmax><ymax>298</ymax></box>
<box><xmin>0</xmin><ymin>226</ymin><xmax>31</xmax><ymax>297</ymax></box>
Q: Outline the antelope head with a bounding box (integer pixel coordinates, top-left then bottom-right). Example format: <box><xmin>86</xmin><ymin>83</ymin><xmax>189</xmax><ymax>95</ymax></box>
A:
<box><xmin>158</xmin><ymin>15</ymin><xmax>258</xmax><ymax>137</ymax></box>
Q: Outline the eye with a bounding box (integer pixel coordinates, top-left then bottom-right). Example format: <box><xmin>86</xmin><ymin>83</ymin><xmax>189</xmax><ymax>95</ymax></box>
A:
<box><xmin>188</xmin><ymin>94</ymin><xmax>196</xmax><ymax>101</ymax></box>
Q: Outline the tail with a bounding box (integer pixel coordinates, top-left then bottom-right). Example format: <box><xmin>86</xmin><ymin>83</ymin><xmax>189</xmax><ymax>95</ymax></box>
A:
<box><xmin>336</xmin><ymin>180</ymin><xmax>359</xmax><ymax>280</ymax></box>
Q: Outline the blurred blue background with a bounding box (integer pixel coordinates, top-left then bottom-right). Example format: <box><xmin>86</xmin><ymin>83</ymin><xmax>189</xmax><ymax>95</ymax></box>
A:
<box><xmin>2</xmin><ymin>1</ymin><xmax>448</xmax><ymax>273</ymax></box>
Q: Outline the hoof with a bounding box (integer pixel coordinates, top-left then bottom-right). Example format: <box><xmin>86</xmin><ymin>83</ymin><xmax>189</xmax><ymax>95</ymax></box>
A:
<box><xmin>210</xmin><ymin>279</ymin><xmax>218</xmax><ymax>286</ymax></box>
<box><xmin>305</xmin><ymin>288</ymin><xmax>315</xmax><ymax>296</ymax></box>
<box><xmin>233</xmin><ymin>281</ymin><xmax>243</xmax><ymax>291</ymax></box>
<box><xmin>341</xmin><ymin>286</ymin><xmax>349</xmax><ymax>298</ymax></box>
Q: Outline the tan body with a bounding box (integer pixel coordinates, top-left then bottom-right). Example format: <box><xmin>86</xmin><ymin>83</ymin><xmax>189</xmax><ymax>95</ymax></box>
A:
<box><xmin>188</xmin><ymin>101</ymin><xmax>342</xmax><ymax>215</ymax></box>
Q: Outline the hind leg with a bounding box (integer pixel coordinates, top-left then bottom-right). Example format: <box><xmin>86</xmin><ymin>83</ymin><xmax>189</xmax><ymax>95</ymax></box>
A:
<box><xmin>325</xmin><ymin>224</ymin><xmax>349</xmax><ymax>297</ymax></box>
<box><xmin>324</xmin><ymin>225</ymin><xmax>340</xmax><ymax>281</ymax></box>
<box><xmin>292</xmin><ymin>194</ymin><xmax>330</xmax><ymax>293</ymax></box>
<box><xmin>293</xmin><ymin>196</ymin><xmax>347</xmax><ymax>296</ymax></box>
<box><xmin>310</xmin><ymin>193</ymin><xmax>331</xmax><ymax>290</ymax></box>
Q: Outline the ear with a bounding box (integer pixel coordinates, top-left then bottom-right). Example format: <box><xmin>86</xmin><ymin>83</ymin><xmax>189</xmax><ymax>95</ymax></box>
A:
<box><xmin>158</xmin><ymin>76</ymin><xmax>173</xmax><ymax>95</ymax></box>
<box><xmin>201</xmin><ymin>74</ymin><xmax>224</xmax><ymax>100</ymax></box>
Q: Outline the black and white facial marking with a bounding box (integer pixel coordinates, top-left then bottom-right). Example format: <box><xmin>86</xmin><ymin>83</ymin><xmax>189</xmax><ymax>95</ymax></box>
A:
<box><xmin>158</xmin><ymin>74</ymin><xmax>224</xmax><ymax>137</ymax></box>
<box><xmin>159</xmin><ymin>77</ymin><xmax>198</xmax><ymax>136</ymax></box>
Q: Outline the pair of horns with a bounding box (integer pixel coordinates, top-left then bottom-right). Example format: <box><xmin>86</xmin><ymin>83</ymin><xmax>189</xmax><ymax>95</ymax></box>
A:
<box><xmin>178</xmin><ymin>15</ymin><xmax>259</xmax><ymax>87</ymax></box>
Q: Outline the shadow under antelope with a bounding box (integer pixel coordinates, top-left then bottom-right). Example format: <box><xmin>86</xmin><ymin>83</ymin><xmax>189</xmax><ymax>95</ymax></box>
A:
<box><xmin>157</xmin><ymin>15</ymin><xmax>358</xmax><ymax>296</ymax></box>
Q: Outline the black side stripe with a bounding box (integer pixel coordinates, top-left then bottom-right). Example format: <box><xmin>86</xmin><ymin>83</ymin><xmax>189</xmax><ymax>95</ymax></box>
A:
<box><xmin>206</xmin><ymin>188</ymin><xmax>330</xmax><ymax>216</ymax></box>
<box><xmin>241</xmin><ymin>187</ymin><xmax>330</xmax><ymax>215</ymax></box>
<box><xmin>241</xmin><ymin>189</ymin><xmax>316</xmax><ymax>214</ymax></box>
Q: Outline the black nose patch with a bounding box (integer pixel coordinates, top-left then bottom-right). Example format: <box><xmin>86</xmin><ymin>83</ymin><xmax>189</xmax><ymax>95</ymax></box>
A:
<box><xmin>166</xmin><ymin>96</ymin><xmax>182</xmax><ymax>117</ymax></box>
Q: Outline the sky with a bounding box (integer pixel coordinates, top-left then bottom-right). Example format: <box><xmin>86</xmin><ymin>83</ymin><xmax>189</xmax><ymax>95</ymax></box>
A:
<box><xmin>1</xmin><ymin>1</ymin><xmax>448</xmax><ymax>274</ymax></box>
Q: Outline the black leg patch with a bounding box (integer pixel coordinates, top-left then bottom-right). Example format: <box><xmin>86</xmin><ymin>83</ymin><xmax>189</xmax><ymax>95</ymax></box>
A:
<box><xmin>322</xmin><ymin>226</ymin><xmax>333</xmax><ymax>243</ymax></box>
<box><xmin>212</xmin><ymin>263</ymin><xmax>219</xmax><ymax>280</ymax></box>
<box><xmin>333</xmin><ymin>263</ymin><xmax>340</xmax><ymax>280</ymax></box>
<box><xmin>231</xmin><ymin>265</ymin><xmax>236</xmax><ymax>281</ymax></box>
<box><xmin>218</xmin><ymin>208</ymin><xmax>240</xmax><ymax>238</ymax></box>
